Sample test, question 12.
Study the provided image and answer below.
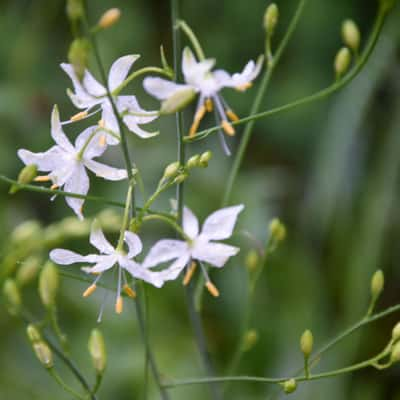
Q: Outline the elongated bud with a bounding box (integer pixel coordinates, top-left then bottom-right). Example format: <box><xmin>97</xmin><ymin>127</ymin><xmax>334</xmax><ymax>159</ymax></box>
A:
<box><xmin>245</xmin><ymin>249</ymin><xmax>259</xmax><ymax>272</ymax></box>
<box><xmin>186</xmin><ymin>154</ymin><xmax>201</xmax><ymax>169</ymax></box>
<box><xmin>282</xmin><ymin>379</ymin><xmax>297</xmax><ymax>394</ymax></box>
<box><xmin>68</xmin><ymin>38</ymin><xmax>91</xmax><ymax>80</ymax></box>
<box><xmin>16</xmin><ymin>255</ymin><xmax>42</xmax><ymax>286</ymax></box>
<box><xmin>392</xmin><ymin>322</ymin><xmax>400</xmax><ymax>342</ymax></box>
<box><xmin>160</xmin><ymin>88</ymin><xmax>196</xmax><ymax>114</ymax></box>
<box><xmin>89</xmin><ymin>329</ymin><xmax>107</xmax><ymax>373</ymax></box>
<box><xmin>342</xmin><ymin>20</ymin><xmax>360</xmax><ymax>52</ymax></box>
<box><xmin>269</xmin><ymin>218</ymin><xmax>286</xmax><ymax>242</ymax></box>
<box><xmin>334</xmin><ymin>47</ymin><xmax>351</xmax><ymax>78</ymax></box>
<box><xmin>98</xmin><ymin>8</ymin><xmax>121</xmax><ymax>29</ymax></box>
<box><xmin>27</xmin><ymin>324</ymin><xmax>42</xmax><ymax>343</ymax></box>
<box><xmin>199</xmin><ymin>151</ymin><xmax>212</xmax><ymax>167</ymax></box>
<box><xmin>33</xmin><ymin>341</ymin><xmax>53</xmax><ymax>369</ymax></box>
<box><xmin>3</xmin><ymin>279</ymin><xmax>22</xmax><ymax>314</ymax></box>
<box><xmin>10</xmin><ymin>164</ymin><xmax>38</xmax><ymax>194</ymax></box>
<box><xmin>390</xmin><ymin>341</ymin><xmax>400</xmax><ymax>363</ymax></box>
<box><xmin>173</xmin><ymin>173</ymin><xmax>188</xmax><ymax>184</ymax></box>
<box><xmin>242</xmin><ymin>329</ymin><xmax>259</xmax><ymax>352</ymax></box>
<box><xmin>163</xmin><ymin>162</ymin><xmax>180</xmax><ymax>179</ymax></box>
<box><xmin>371</xmin><ymin>270</ymin><xmax>384</xmax><ymax>300</ymax></box>
<box><xmin>38</xmin><ymin>261</ymin><xmax>59</xmax><ymax>308</ymax></box>
<box><xmin>11</xmin><ymin>220</ymin><xmax>42</xmax><ymax>244</ymax></box>
<box><xmin>264</xmin><ymin>3</ymin><xmax>279</xmax><ymax>36</ymax></box>
<box><xmin>300</xmin><ymin>329</ymin><xmax>314</xmax><ymax>358</ymax></box>
<box><xmin>66</xmin><ymin>0</ymin><xmax>84</xmax><ymax>21</ymax></box>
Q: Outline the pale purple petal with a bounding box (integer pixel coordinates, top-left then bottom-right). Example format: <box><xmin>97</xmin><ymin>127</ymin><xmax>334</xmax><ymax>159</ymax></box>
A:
<box><xmin>108</xmin><ymin>55</ymin><xmax>140</xmax><ymax>92</ymax></box>
<box><xmin>124</xmin><ymin>231</ymin><xmax>143</xmax><ymax>258</ymax></box>
<box><xmin>192</xmin><ymin>241</ymin><xmax>239</xmax><ymax>267</ymax></box>
<box><xmin>183</xmin><ymin>206</ymin><xmax>199</xmax><ymax>239</ymax></box>
<box><xmin>84</xmin><ymin>159</ymin><xmax>127</xmax><ymax>181</ymax></box>
<box><xmin>50</xmin><ymin>249</ymin><xmax>99</xmax><ymax>265</ymax></box>
<box><xmin>143</xmin><ymin>239</ymin><xmax>189</xmax><ymax>269</ymax></box>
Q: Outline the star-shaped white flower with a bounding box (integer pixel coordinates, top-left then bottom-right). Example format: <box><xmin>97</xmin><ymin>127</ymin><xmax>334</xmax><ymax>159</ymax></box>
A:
<box><xmin>50</xmin><ymin>223</ymin><xmax>165</xmax><ymax>314</ymax></box>
<box><xmin>18</xmin><ymin>106</ymin><xmax>127</xmax><ymax>219</ymax></box>
<box><xmin>143</xmin><ymin>204</ymin><xmax>244</xmax><ymax>295</ymax></box>
<box><xmin>144</xmin><ymin>48</ymin><xmax>263</xmax><ymax>142</ymax></box>
<box><xmin>61</xmin><ymin>55</ymin><xmax>159</xmax><ymax>143</ymax></box>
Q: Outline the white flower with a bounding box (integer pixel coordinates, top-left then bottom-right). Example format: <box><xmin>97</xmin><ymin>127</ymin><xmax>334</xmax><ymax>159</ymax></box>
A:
<box><xmin>144</xmin><ymin>48</ymin><xmax>263</xmax><ymax>141</ymax></box>
<box><xmin>143</xmin><ymin>204</ymin><xmax>244</xmax><ymax>294</ymax></box>
<box><xmin>18</xmin><ymin>106</ymin><xmax>127</xmax><ymax>219</ymax></box>
<box><xmin>50</xmin><ymin>223</ymin><xmax>165</xmax><ymax>314</ymax></box>
<box><xmin>61</xmin><ymin>55</ymin><xmax>159</xmax><ymax>143</ymax></box>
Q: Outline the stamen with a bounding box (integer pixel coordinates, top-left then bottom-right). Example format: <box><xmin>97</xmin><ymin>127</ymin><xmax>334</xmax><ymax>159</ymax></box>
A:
<box><xmin>221</xmin><ymin>120</ymin><xmax>235</xmax><ymax>136</ymax></box>
<box><xmin>99</xmin><ymin>134</ymin><xmax>107</xmax><ymax>146</ymax></box>
<box><xmin>183</xmin><ymin>262</ymin><xmax>197</xmax><ymax>286</ymax></box>
<box><xmin>50</xmin><ymin>184</ymin><xmax>59</xmax><ymax>190</ymax></box>
<box><xmin>123</xmin><ymin>284</ymin><xmax>137</xmax><ymax>299</ymax></box>
<box><xmin>83</xmin><ymin>284</ymin><xmax>97</xmax><ymax>298</ymax></box>
<box><xmin>189</xmin><ymin>105</ymin><xmax>207</xmax><ymax>137</ymax></box>
<box><xmin>115</xmin><ymin>296</ymin><xmax>123</xmax><ymax>314</ymax></box>
<box><xmin>236</xmin><ymin>82</ymin><xmax>253</xmax><ymax>92</ymax></box>
<box><xmin>70</xmin><ymin>111</ymin><xmax>89</xmax><ymax>122</ymax></box>
<box><xmin>205</xmin><ymin>281</ymin><xmax>220</xmax><ymax>297</ymax></box>
<box><xmin>226</xmin><ymin>109</ymin><xmax>240</xmax><ymax>122</ymax></box>
<box><xmin>205</xmin><ymin>98</ymin><xmax>213</xmax><ymax>112</ymax></box>
<box><xmin>98</xmin><ymin>119</ymin><xmax>105</xmax><ymax>128</ymax></box>
<box><xmin>34</xmin><ymin>175</ymin><xmax>51</xmax><ymax>182</ymax></box>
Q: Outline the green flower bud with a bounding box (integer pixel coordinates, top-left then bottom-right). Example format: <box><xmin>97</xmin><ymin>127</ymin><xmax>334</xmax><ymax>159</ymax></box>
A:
<box><xmin>245</xmin><ymin>249</ymin><xmax>259</xmax><ymax>272</ymax></box>
<box><xmin>89</xmin><ymin>329</ymin><xmax>107</xmax><ymax>373</ymax></box>
<box><xmin>97</xmin><ymin>209</ymin><xmax>122</xmax><ymax>231</ymax></box>
<box><xmin>186</xmin><ymin>154</ymin><xmax>201</xmax><ymax>169</ymax></box>
<box><xmin>264</xmin><ymin>3</ymin><xmax>279</xmax><ymax>36</ymax></box>
<box><xmin>33</xmin><ymin>341</ymin><xmax>53</xmax><ymax>369</ymax></box>
<box><xmin>300</xmin><ymin>329</ymin><xmax>314</xmax><ymax>358</ymax></box>
<box><xmin>392</xmin><ymin>322</ymin><xmax>400</xmax><ymax>342</ymax></box>
<box><xmin>66</xmin><ymin>0</ymin><xmax>84</xmax><ymax>21</ymax></box>
<box><xmin>68</xmin><ymin>38</ymin><xmax>91</xmax><ymax>80</ymax></box>
<box><xmin>27</xmin><ymin>324</ymin><xmax>42</xmax><ymax>343</ymax></box>
<box><xmin>163</xmin><ymin>162</ymin><xmax>181</xmax><ymax>179</ymax></box>
<box><xmin>3</xmin><ymin>279</ymin><xmax>22</xmax><ymax>314</ymax></box>
<box><xmin>341</xmin><ymin>20</ymin><xmax>360</xmax><ymax>52</ymax></box>
<box><xmin>98</xmin><ymin>8</ymin><xmax>121</xmax><ymax>29</ymax></box>
<box><xmin>390</xmin><ymin>341</ymin><xmax>400</xmax><ymax>364</ymax></box>
<box><xmin>16</xmin><ymin>255</ymin><xmax>42</xmax><ymax>286</ymax></box>
<box><xmin>173</xmin><ymin>173</ymin><xmax>188</xmax><ymax>184</ymax></box>
<box><xmin>11</xmin><ymin>220</ymin><xmax>42</xmax><ymax>245</ymax></box>
<box><xmin>242</xmin><ymin>329</ymin><xmax>259</xmax><ymax>352</ymax></box>
<box><xmin>199</xmin><ymin>151</ymin><xmax>212</xmax><ymax>167</ymax></box>
<box><xmin>269</xmin><ymin>218</ymin><xmax>286</xmax><ymax>242</ymax></box>
<box><xmin>38</xmin><ymin>261</ymin><xmax>59</xmax><ymax>308</ymax></box>
<box><xmin>371</xmin><ymin>270</ymin><xmax>384</xmax><ymax>300</ymax></box>
<box><xmin>160</xmin><ymin>88</ymin><xmax>197</xmax><ymax>114</ymax></box>
<box><xmin>282</xmin><ymin>379</ymin><xmax>297</xmax><ymax>394</ymax></box>
<box><xmin>334</xmin><ymin>47</ymin><xmax>351</xmax><ymax>78</ymax></box>
<box><xmin>9</xmin><ymin>164</ymin><xmax>38</xmax><ymax>194</ymax></box>
<box><xmin>60</xmin><ymin>217</ymin><xmax>91</xmax><ymax>238</ymax></box>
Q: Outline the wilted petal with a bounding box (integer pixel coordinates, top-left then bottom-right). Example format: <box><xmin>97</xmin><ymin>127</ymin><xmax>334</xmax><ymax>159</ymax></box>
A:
<box><xmin>51</xmin><ymin>106</ymin><xmax>75</xmax><ymax>153</ymax></box>
<box><xmin>124</xmin><ymin>231</ymin><xmax>143</xmax><ymax>258</ymax></box>
<box><xmin>192</xmin><ymin>241</ymin><xmax>239</xmax><ymax>267</ymax></box>
<box><xmin>143</xmin><ymin>77</ymin><xmax>190</xmax><ymax>100</ymax></box>
<box><xmin>108</xmin><ymin>55</ymin><xmax>140</xmax><ymax>92</ymax></box>
<box><xmin>64</xmin><ymin>164</ymin><xmax>90</xmax><ymax>219</ymax></box>
<box><xmin>75</xmin><ymin>126</ymin><xmax>107</xmax><ymax>159</ymax></box>
<box><xmin>90</xmin><ymin>224</ymin><xmax>115</xmax><ymax>254</ymax></box>
<box><xmin>201</xmin><ymin>204</ymin><xmax>244</xmax><ymax>240</ymax></box>
<box><xmin>84</xmin><ymin>159</ymin><xmax>127</xmax><ymax>181</ymax></box>
<box><xmin>50</xmin><ymin>249</ymin><xmax>98</xmax><ymax>265</ymax></box>
<box><xmin>143</xmin><ymin>239</ymin><xmax>189</xmax><ymax>268</ymax></box>
<box><xmin>183</xmin><ymin>206</ymin><xmax>199</xmax><ymax>239</ymax></box>
<box><xmin>18</xmin><ymin>147</ymin><xmax>65</xmax><ymax>172</ymax></box>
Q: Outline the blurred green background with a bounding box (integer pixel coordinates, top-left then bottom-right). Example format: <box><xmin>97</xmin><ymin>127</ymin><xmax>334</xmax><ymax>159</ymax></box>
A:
<box><xmin>1</xmin><ymin>0</ymin><xmax>400</xmax><ymax>399</ymax></box>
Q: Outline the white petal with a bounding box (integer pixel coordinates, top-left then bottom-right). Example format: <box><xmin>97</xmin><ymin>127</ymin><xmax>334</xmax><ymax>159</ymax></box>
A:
<box><xmin>122</xmin><ymin>259</ymin><xmax>165</xmax><ymax>288</ymax></box>
<box><xmin>143</xmin><ymin>239</ymin><xmax>189</xmax><ymax>268</ymax></box>
<box><xmin>64</xmin><ymin>164</ymin><xmax>90</xmax><ymax>220</ymax></box>
<box><xmin>101</xmin><ymin>101</ymin><xmax>120</xmax><ymax>134</ymax></box>
<box><xmin>108</xmin><ymin>55</ymin><xmax>140</xmax><ymax>92</ymax></box>
<box><xmin>230</xmin><ymin>55</ymin><xmax>264</xmax><ymax>87</ymax></box>
<box><xmin>117</xmin><ymin>95</ymin><xmax>158</xmax><ymax>124</ymax></box>
<box><xmin>50</xmin><ymin>249</ymin><xmax>98</xmax><ymax>265</ymax></box>
<box><xmin>90</xmin><ymin>224</ymin><xmax>115</xmax><ymax>254</ymax></box>
<box><xmin>82</xmin><ymin>70</ymin><xmax>106</xmax><ymax>98</ymax></box>
<box><xmin>201</xmin><ymin>204</ymin><xmax>244</xmax><ymax>240</ymax></box>
<box><xmin>143</xmin><ymin>77</ymin><xmax>191</xmax><ymax>100</ymax></box>
<box><xmin>51</xmin><ymin>106</ymin><xmax>74</xmax><ymax>152</ymax></box>
<box><xmin>192</xmin><ymin>241</ymin><xmax>239</xmax><ymax>267</ymax></box>
<box><xmin>82</xmin><ymin>255</ymin><xmax>117</xmax><ymax>273</ymax></box>
<box><xmin>84</xmin><ymin>159</ymin><xmax>127</xmax><ymax>181</ymax></box>
<box><xmin>124</xmin><ymin>231</ymin><xmax>143</xmax><ymax>258</ymax></box>
<box><xmin>183</xmin><ymin>206</ymin><xmax>199</xmax><ymax>239</ymax></box>
<box><xmin>75</xmin><ymin>126</ymin><xmax>107</xmax><ymax>159</ymax></box>
<box><xmin>213</xmin><ymin>69</ymin><xmax>232</xmax><ymax>88</ymax></box>
<box><xmin>182</xmin><ymin>47</ymin><xmax>215</xmax><ymax>86</ymax></box>
<box><xmin>18</xmin><ymin>147</ymin><xmax>66</xmax><ymax>172</ymax></box>
<box><xmin>157</xmin><ymin>255</ymin><xmax>190</xmax><ymax>282</ymax></box>
<box><xmin>122</xmin><ymin>118</ymin><xmax>159</xmax><ymax>138</ymax></box>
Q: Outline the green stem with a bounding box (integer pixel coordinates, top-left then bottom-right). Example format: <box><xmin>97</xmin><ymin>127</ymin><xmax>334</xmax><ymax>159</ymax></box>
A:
<box><xmin>116</xmin><ymin>185</ymin><xmax>133</xmax><ymax>251</ymax></box>
<box><xmin>177</xmin><ymin>20</ymin><xmax>206</xmax><ymax>61</ymax></box>
<box><xmin>48</xmin><ymin>368</ymin><xmax>86</xmax><ymax>400</ymax></box>
<box><xmin>142</xmin><ymin>214</ymin><xmax>189</xmax><ymax>241</ymax></box>
<box><xmin>92</xmin><ymin>373</ymin><xmax>103</xmax><ymax>395</ymax></box>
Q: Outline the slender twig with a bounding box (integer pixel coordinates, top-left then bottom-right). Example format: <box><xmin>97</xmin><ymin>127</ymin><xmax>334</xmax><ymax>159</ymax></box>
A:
<box><xmin>48</xmin><ymin>369</ymin><xmax>87</xmax><ymax>400</ymax></box>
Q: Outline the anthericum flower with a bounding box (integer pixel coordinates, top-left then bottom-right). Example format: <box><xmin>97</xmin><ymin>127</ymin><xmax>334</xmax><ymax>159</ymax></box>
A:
<box><xmin>143</xmin><ymin>204</ymin><xmax>244</xmax><ymax>296</ymax></box>
<box><xmin>18</xmin><ymin>105</ymin><xmax>127</xmax><ymax>219</ymax></box>
<box><xmin>144</xmin><ymin>47</ymin><xmax>263</xmax><ymax>152</ymax></box>
<box><xmin>61</xmin><ymin>55</ymin><xmax>159</xmax><ymax>144</ymax></box>
<box><xmin>50</xmin><ymin>223</ymin><xmax>165</xmax><ymax>315</ymax></box>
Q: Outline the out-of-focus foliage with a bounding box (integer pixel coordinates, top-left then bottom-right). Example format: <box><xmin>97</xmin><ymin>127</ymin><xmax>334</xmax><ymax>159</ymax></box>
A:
<box><xmin>0</xmin><ymin>1</ymin><xmax>399</xmax><ymax>399</ymax></box>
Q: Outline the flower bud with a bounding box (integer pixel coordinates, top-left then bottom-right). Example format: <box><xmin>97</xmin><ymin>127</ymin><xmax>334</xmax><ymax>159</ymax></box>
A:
<box><xmin>160</xmin><ymin>88</ymin><xmax>197</xmax><ymax>114</ymax></box>
<box><xmin>390</xmin><ymin>341</ymin><xmax>400</xmax><ymax>364</ymax></box>
<box><xmin>334</xmin><ymin>47</ymin><xmax>351</xmax><ymax>78</ymax></box>
<box><xmin>269</xmin><ymin>218</ymin><xmax>286</xmax><ymax>242</ymax></box>
<box><xmin>60</xmin><ymin>217</ymin><xmax>91</xmax><ymax>238</ymax></box>
<box><xmin>341</xmin><ymin>20</ymin><xmax>360</xmax><ymax>52</ymax></box>
<box><xmin>242</xmin><ymin>329</ymin><xmax>259</xmax><ymax>352</ymax></box>
<box><xmin>282</xmin><ymin>379</ymin><xmax>297</xmax><ymax>394</ymax></box>
<box><xmin>245</xmin><ymin>249</ymin><xmax>259</xmax><ymax>272</ymax></box>
<box><xmin>186</xmin><ymin>154</ymin><xmax>201</xmax><ymax>169</ymax></box>
<box><xmin>10</xmin><ymin>164</ymin><xmax>38</xmax><ymax>194</ymax></box>
<box><xmin>16</xmin><ymin>255</ymin><xmax>42</xmax><ymax>286</ymax></box>
<box><xmin>173</xmin><ymin>173</ymin><xmax>188</xmax><ymax>184</ymax></box>
<box><xmin>163</xmin><ymin>162</ymin><xmax>180</xmax><ymax>179</ymax></box>
<box><xmin>27</xmin><ymin>324</ymin><xmax>42</xmax><ymax>343</ymax></box>
<box><xmin>199</xmin><ymin>151</ymin><xmax>212</xmax><ymax>167</ymax></box>
<box><xmin>33</xmin><ymin>341</ymin><xmax>53</xmax><ymax>369</ymax></box>
<box><xmin>98</xmin><ymin>8</ymin><xmax>121</xmax><ymax>29</ymax></box>
<box><xmin>264</xmin><ymin>3</ymin><xmax>279</xmax><ymax>36</ymax></box>
<box><xmin>97</xmin><ymin>209</ymin><xmax>122</xmax><ymax>231</ymax></box>
<box><xmin>38</xmin><ymin>261</ymin><xmax>59</xmax><ymax>308</ymax></box>
<box><xmin>11</xmin><ymin>220</ymin><xmax>42</xmax><ymax>245</ymax></box>
<box><xmin>3</xmin><ymin>279</ymin><xmax>22</xmax><ymax>314</ymax></box>
<box><xmin>371</xmin><ymin>270</ymin><xmax>384</xmax><ymax>300</ymax></box>
<box><xmin>66</xmin><ymin>0</ymin><xmax>84</xmax><ymax>21</ymax></box>
<box><xmin>300</xmin><ymin>329</ymin><xmax>314</xmax><ymax>358</ymax></box>
<box><xmin>89</xmin><ymin>329</ymin><xmax>107</xmax><ymax>373</ymax></box>
<box><xmin>392</xmin><ymin>322</ymin><xmax>400</xmax><ymax>342</ymax></box>
<box><xmin>68</xmin><ymin>38</ymin><xmax>90</xmax><ymax>80</ymax></box>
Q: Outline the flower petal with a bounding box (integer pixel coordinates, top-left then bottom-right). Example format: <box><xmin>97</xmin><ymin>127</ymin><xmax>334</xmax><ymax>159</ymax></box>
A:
<box><xmin>64</xmin><ymin>164</ymin><xmax>90</xmax><ymax>220</ymax></box>
<box><xmin>157</xmin><ymin>255</ymin><xmax>190</xmax><ymax>282</ymax></box>
<box><xmin>122</xmin><ymin>259</ymin><xmax>165</xmax><ymax>288</ymax></box>
<box><xmin>183</xmin><ymin>206</ymin><xmax>199</xmax><ymax>239</ymax></box>
<box><xmin>117</xmin><ymin>95</ymin><xmax>158</xmax><ymax>124</ymax></box>
<box><xmin>82</xmin><ymin>255</ymin><xmax>117</xmax><ymax>274</ymax></box>
<box><xmin>182</xmin><ymin>47</ymin><xmax>215</xmax><ymax>85</ymax></box>
<box><xmin>201</xmin><ymin>204</ymin><xmax>244</xmax><ymax>240</ymax></box>
<box><xmin>124</xmin><ymin>231</ymin><xmax>143</xmax><ymax>258</ymax></box>
<box><xmin>108</xmin><ymin>55</ymin><xmax>140</xmax><ymax>92</ymax></box>
<box><xmin>90</xmin><ymin>224</ymin><xmax>115</xmax><ymax>254</ymax></box>
<box><xmin>18</xmin><ymin>146</ymin><xmax>66</xmax><ymax>172</ymax></box>
<box><xmin>75</xmin><ymin>126</ymin><xmax>108</xmax><ymax>159</ymax></box>
<box><xmin>51</xmin><ymin>106</ymin><xmax>75</xmax><ymax>153</ymax></box>
<box><xmin>192</xmin><ymin>241</ymin><xmax>239</xmax><ymax>267</ymax></box>
<box><xmin>50</xmin><ymin>249</ymin><xmax>98</xmax><ymax>265</ymax></box>
<box><xmin>84</xmin><ymin>159</ymin><xmax>127</xmax><ymax>181</ymax></box>
<box><xmin>122</xmin><ymin>118</ymin><xmax>159</xmax><ymax>138</ymax></box>
<box><xmin>143</xmin><ymin>239</ymin><xmax>189</xmax><ymax>268</ymax></box>
<box><xmin>143</xmin><ymin>77</ymin><xmax>191</xmax><ymax>100</ymax></box>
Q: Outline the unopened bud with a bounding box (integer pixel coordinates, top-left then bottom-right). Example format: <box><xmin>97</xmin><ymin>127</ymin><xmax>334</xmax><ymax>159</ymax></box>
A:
<box><xmin>186</xmin><ymin>154</ymin><xmax>201</xmax><ymax>169</ymax></box>
<box><xmin>33</xmin><ymin>341</ymin><xmax>53</xmax><ymax>369</ymax></box>
<box><xmin>11</xmin><ymin>220</ymin><xmax>42</xmax><ymax>244</ymax></box>
<box><xmin>68</xmin><ymin>38</ymin><xmax>90</xmax><ymax>80</ymax></box>
<box><xmin>27</xmin><ymin>324</ymin><xmax>42</xmax><ymax>343</ymax></box>
<box><xmin>245</xmin><ymin>249</ymin><xmax>259</xmax><ymax>272</ymax></box>
<box><xmin>16</xmin><ymin>255</ymin><xmax>42</xmax><ymax>286</ymax></box>
<box><xmin>66</xmin><ymin>0</ymin><xmax>84</xmax><ymax>21</ymax></box>
<box><xmin>199</xmin><ymin>151</ymin><xmax>212</xmax><ymax>167</ymax></box>
<box><xmin>269</xmin><ymin>218</ymin><xmax>286</xmax><ymax>242</ymax></box>
<box><xmin>89</xmin><ymin>329</ymin><xmax>107</xmax><ymax>373</ymax></box>
<box><xmin>390</xmin><ymin>341</ymin><xmax>400</xmax><ymax>363</ymax></box>
<box><xmin>334</xmin><ymin>47</ymin><xmax>351</xmax><ymax>78</ymax></box>
<box><xmin>282</xmin><ymin>379</ymin><xmax>297</xmax><ymax>394</ymax></box>
<box><xmin>342</xmin><ymin>20</ymin><xmax>360</xmax><ymax>52</ymax></box>
<box><xmin>173</xmin><ymin>173</ymin><xmax>188</xmax><ymax>184</ymax></box>
<box><xmin>264</xmin><ymin>3</ymin><xmax>279</xmax><ymax>36</ymax></box>
<box><xmin>38</xmin><ymin>261</ymin><xmax>59</xmax><ymax>308</ymax></box>
<box><xmin>242</xmin><ymin>329</ymin><xmax>259</xmax><ymax>352</ymax></box>
<box><xmin>163</xmin><ymin>162</ymin><xmax>180</xmax><ymax>179</ymax></box>
<box><xmin>61</xmin><ymin>217</ymin><xmax>91</xmax><ymax>238</ymax></box>
<box><xmin>392</xmin><ymin>322</ymin><xmax>400</xmax><ymax>342</ymax></box>
<box><xmin>98</xmin><ymin>8</ymin><xmax>121</xmax><ymax>29</ymax></box>
<box><xmin>3</xmin><ymin>279</ymin><xmax>22</xmax><ymax>314</ymax></box>
<box><xmin>371</xmin><ymin>270</ymin><xmax>384</xmax><ymax>300</ymax></box>
<box><xmin>10</xmin><ymin>164</ymin><xmax>38</xmax><ymax>194</ymax></box>
<box><xmin>160</xmin><ymin>88</ymin><xmax>196</xmax><ymax>114</ymax></box>
<box><xmin>300</xmin><ymin>329</ymin><xmax>314</xmax><ymax>358</ymax></box>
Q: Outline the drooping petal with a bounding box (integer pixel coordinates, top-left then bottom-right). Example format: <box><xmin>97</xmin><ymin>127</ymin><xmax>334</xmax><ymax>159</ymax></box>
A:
<box><xmin>143</xmin><ymin>239</ymin><xmax>189</xmax><ymax>269</ymax></box>
<box><xmin>117</xmin><ymin>95</ymin><xmax>158</xmax><ymax>124</ymax></box>
<box><xmin>122</xmin><ymin>259</ymin><xmax>165</xmax><ymax>288</ymax></box>
<box><xmin>201</xmin><ymin>204</ymin><xmax>244</xmax><ymax>240</ymax></box>
<box><xmin>50</xmin><ymin>249</ymin><xmax>99</xmax><ymax>265</ymax></box>
<box><xmin>183</xmin><ymin>206</ymin><xmax>199</xmax><ymax>239</ymax></box>
<box><xmin>75</xmin><ymin>126</ymin><xmax>108</xmax><ymax>159</ymax></box>
<box><xmin>81</xmin><ymin>254</ymin><xmax>117</xmax><ymax>273</ymax></box>
<box><xmin>64</xmin><ymin>164</ymin><xmax>90</xmax><ymax>219</ymax></box>
<box><xmin>51</xmin><ymin>106</ymin><xmax>75</xmax><ymax>153</ymax></box>
<box><xmin>192</xmin><ymin>241</ymin><xmax>239</xmax><ymax>267</ymax></box>
<box><xmin>90</xmin><ymin>224</ymin><xmax>115</xmax><ymax>254</ymax></box>
<box><xmin>122</xmin><ymin>117</ymin><xmax>159</xmax><ymax>138</ymax></box>
<box><xmin>84</xmin><ymin>159</ymin><xmax>127</xmax><ymax>181</ymax></box>
<box><xmin>157</xmin><ymin>255</ymin><xmax>190</xmax><ymax>282</ymax></box>
<box><xmin>108</xmin><ymin>55</ymin><xmax>140</xmax><ymax>92</ymax></box>
<box><xmin>143</xmin><ymin>77</ymin><xmax>191</xmax><ymax>100</ymax></box>
<box><xmin>124</xmin><ymin>231</ymin><xmax>143</xmax><ymax>258</ymax></box>
<box><xmin>18</xmin><ymin>146</ymin><xmax>66</xmax><ymax>172</ymax></box>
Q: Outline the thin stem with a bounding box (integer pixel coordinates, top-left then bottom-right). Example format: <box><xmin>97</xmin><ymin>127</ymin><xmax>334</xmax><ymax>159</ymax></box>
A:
<box><xmin>116</xmin><ymin>185</ymin><xmax>133</xmax><ymax>251</ymax></box>
<box><xmin>142</xmin><ymin>214</ymin><xmax>189</xmax><ymax>241</ymax></box>
<box><xmin>177</xmin><ymin>20</ymin><xmax>206</xmax><ymax>61</ymax></box>
<box><xmin>48</xmin><ymin>368</ymin><xmax>86</xmax><ymax>400</ymax></box>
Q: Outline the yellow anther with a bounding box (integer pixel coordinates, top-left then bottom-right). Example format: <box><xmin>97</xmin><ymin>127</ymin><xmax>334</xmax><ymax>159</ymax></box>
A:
<box><xmin>115</xmin><ymin>296</ymin><xmax>123</xmax><ymax>314</ymax></box>
<box><xmin>236</xmin><ymin>82</ymin><xmax>252</xmax><ymax>92</ymax></box>
<box><xmin>226</xmin><ymin>109</ymin><xmax>240</xmax><ymax>122</ymax></box>
<box><xmin>70</xmin><ymin>111</ymin><xmax>88</xmax><ymax>122</ymax></box>
<box><xmin>50</xmin><ymin>184</ymin><xmax>59</xmax><ymax>190</ymax></box>
<box><xmin>221</xmin><ymin>120</ymin><xmax>235</xmax><ymax>136</ymax></box>
<box><xmin>183</xmin><ymin>262</ymin><xmax>197</xmax><ymax>286</ymax></box>
<box><xmin>205</xmin><ymin>98</ymin><xmax>213</xmax><ymax>112</ymax></box>
<box><xmin>99</xmin><ymin>135</ymin><xmax>107</xmax><ymax>146</ymax></box>
<box><xmin>205</xmin><ymin>281</ymin><xmax>220</xmax><ymax>297</ymax></box>
<box><xmin>98</xmin><ymin>119</ymin><xmax>105</xmax><ymax>128</ymax></box>
<box><xmin>34</xmin><ymin>175</ymin><xmax>51</xmax><ymax>182</ymax></box>
<box><xmin>83</xmin><ymin>284</ymin><xmax>97</xmax><ymax>298</ymax></box>
<box><xmin>123</xmin><ymin>284</ymin><xmax>137</xmax><ymax>299</ymax></box>
<box><xmin>189</xmin><ymin>105</ymin><xmax>207</xmax><ymax>137</ymax></box>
